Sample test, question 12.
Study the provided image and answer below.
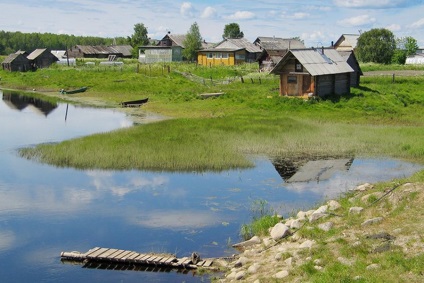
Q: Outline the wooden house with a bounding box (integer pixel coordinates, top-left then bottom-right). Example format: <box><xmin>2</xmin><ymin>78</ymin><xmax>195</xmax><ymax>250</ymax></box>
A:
<box><xmin>254</xmin><ymin>37</ymin><xmax>306</xmax><ymax>72</ymax></box>
<box><xmin>66</xmin><ymin>45</ymin><xmax>133</xmax><ymax>59</ymax></box>
<box><xmin>337</xmin><ymin>50</ymin><xmax>362</xmax><ymax>87</ymax></box>
<box><xmin>333</xmin><ymin>34</ymin><xmax>359</xmax><ymax>52</ymax></box>
<box><xmin>139</xmin><ymin>33</ymin><xmax>186</xmax><ymax>63</ymax></box>
<box><xmin>197</xmin><ymin>38</ymin><xmax>261</xmax><ymax>66</ymax></box>
<box><xmin>270</xmin><ymin>48</ymin><xmax>354</xmax><ymax>97</ymax></box>
<box><xmin>139</xmin><ymin>32</ymin><xmax>213</xmax><ymax>63</ymax></box>
<box><xmin>27</xmin><ymin>48</ymin><xmax>59</xmax><ymax>69</ymax></box>
<box><xmin>2</xmin><ymin>53</ymin><xmax>31</xmax><ymax>72</ymax></box>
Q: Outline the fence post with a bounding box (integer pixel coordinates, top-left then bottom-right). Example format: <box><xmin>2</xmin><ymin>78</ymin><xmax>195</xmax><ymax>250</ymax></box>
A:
<box><xmin>392</xmin><ymin>73</ymin><xmax>395</xmax><ymax>83</ymax></box>
<box><xmin>241</xmin><ymin>76</ymin><xmax>244</xmax><ymax>83</ymax></box>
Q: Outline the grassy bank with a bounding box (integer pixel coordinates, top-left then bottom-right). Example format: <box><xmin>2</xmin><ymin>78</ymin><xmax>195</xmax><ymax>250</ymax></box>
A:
<box><xmin>1</xmin><ymin>62</ymin><xmax>424</xmax><ymax>171</ymax></box>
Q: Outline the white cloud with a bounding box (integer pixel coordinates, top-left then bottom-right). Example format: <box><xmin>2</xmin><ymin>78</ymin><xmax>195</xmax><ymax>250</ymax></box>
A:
<box><xmin>386</xmin><ymin>24</ymin><xmax>401</xmax><ymax>31</ymax></box>
<box><xmin>201</xmin><ymin>6</ymin><xmax>217</xmax><ymax>19</ymax></box>
<box><xmin>411</xmin><ymin>18</ymin><xmax>424</xmax><ymax>28</ymax></box>
<box><xmin>338</xmin><ymin>15</ymin><xmax>376</xmax><ymax>27</ymax></box>
<box><xmin>180</xmin><ymin>2</ymin><xmax>195</xmax><ymax>18</ymax></box>
<box><xmin>292</xmin><ymin>12</ymin><xmax>310</xmax><ymax>19</ymax></box>
<box><xmin>226</xmin><ymin>11</ymin><xmax>255</xmax><ymax>20</ymax></box>
<box><xmin>301</xmin><ymin>31</ymin><xmax>328</xmax><ymax>46</ymax></box>
<box><xmin>333</xmin><ymin>0</ymin><xmax>416</xmax><ymax>8</ymax></box>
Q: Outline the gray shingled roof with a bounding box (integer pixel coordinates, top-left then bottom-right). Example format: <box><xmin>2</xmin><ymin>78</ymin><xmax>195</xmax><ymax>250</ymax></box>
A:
<box><xmin>256</xmin><ymin>37</ymin><xmax>306</xmax><ymax>50</ymax></box>
<box><xmin>271</xmin><ymin>48</ymin><xmax>354</xmax><ymax>76</ymax></box>
<box><xmin>215</xmin><ymin>38</ymin><xmax>262</xmax><ymax>53</ymax></box>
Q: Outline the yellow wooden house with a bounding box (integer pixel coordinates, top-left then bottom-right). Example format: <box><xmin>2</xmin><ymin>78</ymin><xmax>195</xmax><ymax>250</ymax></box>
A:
<box><xmin>197</xmin><ymin>38</ymin><xmax>261</xmax><ymax>66</ymax></box>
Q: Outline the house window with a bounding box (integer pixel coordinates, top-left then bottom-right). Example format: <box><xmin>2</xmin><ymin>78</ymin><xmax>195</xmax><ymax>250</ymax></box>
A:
<box><xmin>207</xmin><ymin>53</ymin><xmax>213</xmax><ymax>59</ymax></box>
<box><xmin>222</xmin><ymin>53</ymin><xmax>229</xmax><ymax>59</ymax></box>
<box><xmin>288</xmin><ymin>75</ymin><xmax>297</xmax><ymax>84</ymax></box>
<box><xmin>295</xmin><ymin>61</ymin><xmax>303</xmax><ymax>72</ymax></box>
<box><xmin>235</xmin><ymin>54</ymin><xmax>245</xmax><ymax>60</ymax></box>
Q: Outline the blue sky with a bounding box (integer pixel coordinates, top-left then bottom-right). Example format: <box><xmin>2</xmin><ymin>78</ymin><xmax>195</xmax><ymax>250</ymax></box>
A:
<box><xmin>1</xmin><ymin>0</ymin><xmax>424</xmax><ymax>47</ymax></box>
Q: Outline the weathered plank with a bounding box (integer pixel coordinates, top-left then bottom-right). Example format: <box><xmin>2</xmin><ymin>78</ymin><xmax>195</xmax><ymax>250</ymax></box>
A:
<box><xmin>115</xmin><ymin>251</ymin><xmax>133</xmax><ymax>260</ymax></box>
<box><xmin>203</xmin><ymin>260</ymin><xmax>213</xmax><ymax>267</ymax></box>
<box><xmin>86</xmin><ymin>248</ymin><xmax>109</xmax><ymax>258</ymax></box>
<box><xmin>96</xmin><ymin>249</ymin><xmax>118</xmax><ymax>259</ymax></box>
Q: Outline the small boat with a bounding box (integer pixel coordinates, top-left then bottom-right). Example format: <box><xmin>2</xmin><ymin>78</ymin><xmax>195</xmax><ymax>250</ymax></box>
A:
<box><xmin>60</xmin><ymin>87</ymin><xmax>88</xmax><ymax>94</ymax></box>
<box><xmin>121</xmin><ymin>98</ymin><xmax>149</xmax><ymax>107</ymax></box>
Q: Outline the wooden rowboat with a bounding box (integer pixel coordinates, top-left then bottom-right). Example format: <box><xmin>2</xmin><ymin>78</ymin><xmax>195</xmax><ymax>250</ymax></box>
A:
<box><xmin>60</xmin><ymin>87</ymin><xmax>88</xmax><ymax>94</ymax></box>
<box><xmin>121</xmin><ymin>98</ymin><xmax>149</xmax><ymax>107</ymax></box>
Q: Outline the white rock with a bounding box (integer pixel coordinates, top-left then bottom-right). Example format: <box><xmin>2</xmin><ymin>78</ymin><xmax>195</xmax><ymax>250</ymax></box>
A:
<box><xmin>290</xmin><ymin>219</ymin><xmax>303</xmax><ymax>229</ymax></box>
<box><xmin>270</xmin><ymin>223</ymin><xmax>291</xmax><ymax>240</ymax></box>
<box><xmin>314</xmin><ymin>205</ymin><xmax>328</xmax><ymax>214</ymax></box>
<box><xmin>361</xmin><ymin>192</ymin><xmax>384</xmax><ymax>203</ymax></box>
<box><xmin>305</xmin><ymin>209</ymin><xmax>315</xmax><ymax>217</ymax></box>
<box><xmin>297</xmin><ymin>210</ymin><xmax>307</xmax><ymax>220</ymax></box>
<box><xmin>361</xmin><ymin>217</ymin><xmax>383</xmax><ymax>226</ymax></box>
<box><xmin>235</xmin><ymin>270</ymin><xmax>246</xmax><ymax>280</ymax></box>
<box><xmin>253</xmin><ymin>280</ymin><xmax>261</xmax><ymax>283</ymax></box>
<box><xmin>248</xmin><ymin>263</ymin><xmax>260</xmax><ymax>273</ymax></box>
<box><xmin>318</xmin><ymin>221</ymin><xmax>334</xmax><ymax>231</ymax></box>
<box><xmin>284</xmin><ymin>257</ymin><xmax>293</xmax><ymax>266</ymax></box>
<box><xmin>232</xmin><ymin>236</ymin><xmax>261</xmax><ymax>248</ymax></box>
<box><xmin>274</xmin><ymin>253</ymin><xmax>282</xmax><ymax>261</ymax></box>
<box><xmin>235</xmin><ymin>256</ymin><xmax>249</xmax><ymax>267</ymax></box>
<box><xmin>285</xmin><ymin>219</ymin><xmax>294</xmax><ymax>227</ymax></box>
<box><xmin>337</xmin><ymin>257</ymin><xmax>353</xmax><ymax>266</ymax></box>
<box><xmin>366</xmin><ymin>264</ymin><xmax>380</xmax><ymax>270</ymax></box>
<box><xmin>274</xmin><ymin>270</ymin><xmax>289</xmax><ymax>279</ymax></box>
<box><xmin>226</xmin><ymin>271</ymin><xmax>237</xmax><ymax>279</ymax></box>
<box><xmin>349</xmin><ymin>207</ymin><xmax>364</xmax><ymax>215</ymax></box>
<box><xmin>314</xmin><ymin>265</ymin><xmax>323</xmax><ymax>271</ymax></box>
<box><xmin>262</xmin><ymin>237</ymin><xmax>273</xmax><ymax>247</ymax></box>
<box><xmin>327</xmin><ymin>200</ymin><xmax>341</xmax><ymax>210</ymax></box>
<box><xmin>300</xmin><ymin>240</ymin><xmax>314</xmax><ymax>249</ymax></box>
<box><xmin>309</xmin><ymin>212</ymin><xmax>326</xmax><ymax>223</ymax></box>
<box><xmin>354</xmin><ymin>183</ymin><xmax>373</xmax><ymax>191</ymax></box>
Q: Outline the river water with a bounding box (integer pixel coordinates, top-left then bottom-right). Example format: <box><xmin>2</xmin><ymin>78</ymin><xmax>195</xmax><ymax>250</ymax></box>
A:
<box><xmin>0</xmin><ymin>90</ymin><xmax>422</xmax><ymax>282</ymax></box>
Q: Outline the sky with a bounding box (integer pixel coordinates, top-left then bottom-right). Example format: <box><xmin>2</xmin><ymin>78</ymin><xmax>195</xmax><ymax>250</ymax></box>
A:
<box><xmin>1</xmin><ymin>0</ymin><xmax>424</xmax><ymax>47</ymax></box>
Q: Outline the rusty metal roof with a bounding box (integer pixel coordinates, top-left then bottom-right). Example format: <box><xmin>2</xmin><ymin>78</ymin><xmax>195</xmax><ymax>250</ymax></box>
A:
<box><xmin>271</xmin><ymin>48</ymin><xmax>354</xmax><ymax>76</ymax></box>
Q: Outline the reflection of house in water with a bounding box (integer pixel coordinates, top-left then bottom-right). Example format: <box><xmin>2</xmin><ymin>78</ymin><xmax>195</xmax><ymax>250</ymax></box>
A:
<box><xmin>2</xmin><ymin>92</ymin><xmax>58</xmax><ymax>116</ymax></box>
<box><xmin>272</xmin><ymin>158</ymin><xmax>353</xmax><ymax>183</ymax></box>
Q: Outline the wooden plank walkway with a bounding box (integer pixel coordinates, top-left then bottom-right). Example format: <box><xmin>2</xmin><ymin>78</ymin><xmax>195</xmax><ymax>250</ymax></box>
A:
<box><xmin>60</xmin><ymin>247</ymin><xmax>215</xmax><ymax>271</ymax></box>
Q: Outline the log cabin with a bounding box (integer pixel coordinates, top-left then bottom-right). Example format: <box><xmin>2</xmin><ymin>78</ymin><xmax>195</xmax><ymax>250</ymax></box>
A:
<box><xmin>270</xmin><ymin>47</ymin><xmax>354</xmax><ymax>98</ymax></box>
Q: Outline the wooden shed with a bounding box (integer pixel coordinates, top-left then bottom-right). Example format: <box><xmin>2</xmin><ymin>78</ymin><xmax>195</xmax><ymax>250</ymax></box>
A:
<box><xmin>337</xmin><ymin>50</ymin><xmax>362</xmax><ymax>87</ymax></box>
<box><xmin>2</xmin><ymin>53</ymin><xmax>31</xmax><ymax>72</ymax></box>
<box><xmin>254</xmin><ymin>37</ymin><xmax>306</xmax><ymax>72</ymax></box>
<box><xmin>27</xmin><ymin>48</ymin><xmax>58</xmax><ymax>69</ymax></box>
<box><xmin>270</xmin><ymin>48</ymin><xmax>354</xmax><ymax>98</ymax></box>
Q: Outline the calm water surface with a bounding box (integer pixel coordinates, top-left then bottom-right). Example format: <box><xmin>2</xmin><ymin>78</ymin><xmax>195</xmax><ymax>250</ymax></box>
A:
<box><xmin>0</xmin><ymin>90</ymin><xmax>422</xmax><ymax>282</ymax></box>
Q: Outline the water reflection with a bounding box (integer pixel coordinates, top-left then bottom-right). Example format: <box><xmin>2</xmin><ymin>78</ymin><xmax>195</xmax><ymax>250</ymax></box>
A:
<box><xmin>2</xmin><ymin>91</ymin><xmax>58</xmax><ymax>116</ymax></box>
<box><xmin>0</xmin><ymin>90</ymin><xmax>422</xmax><ymax>283</ymax></box>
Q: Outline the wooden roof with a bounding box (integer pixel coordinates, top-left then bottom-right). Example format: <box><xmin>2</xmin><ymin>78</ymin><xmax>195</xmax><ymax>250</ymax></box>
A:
<box><xmin>254</xmin><ymin>37</ymin><xmax>306</xmax><ymax>50</ymax></box>
<box><xmin>215</xmin><ymin>38</ymin><xmax>261</xmax><ymax>53</ymax></box>
<box><xmin>334</xmin><ymin>34</ymin><xmax>359</xmax><ymax>51</ymax></box>
<box><xmin>27</xmin><ymin>48</ymin><xmax>50</xmax><ymax>60</ymax></box>
<box><xmin>2</xmin><ymin>53</ymin><xmax>22</xmax><ymax>64</ymax></box>
<box><xmin>271</xmin><ymin>48</ymin><xmax>354</xmax><ymax>76</ymax></box>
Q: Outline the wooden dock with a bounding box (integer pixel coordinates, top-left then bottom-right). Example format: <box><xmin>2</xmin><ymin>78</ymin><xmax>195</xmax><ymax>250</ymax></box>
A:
<box><xmin>60</xmin><ymin>247</ymin><xmax>215</xmax><ymax>272</ymax></box>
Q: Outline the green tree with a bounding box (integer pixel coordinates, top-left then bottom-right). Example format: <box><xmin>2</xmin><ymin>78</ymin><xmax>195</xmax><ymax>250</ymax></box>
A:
<box><xmin>129</xmin><ymin>23</ymin><xmax>149</xmax><ymax>57</ymax></box>
<box><xmin>398</xmin><ymin>36</ymin><xmax>419</xmax><ymax>56</ymax></box>
<box><xmin>223</xmin><ymin>23</ymin><xmax>244</xmax><ymax>39</ymax></box>
<box><xmin>357</xmin><ymin>28</ymin><xmax>396</xmax><ymax>64</ymax></box>
<box><xmin>182</xmin><ymin>22</ymin><xmax>203</xmax><ymax>62</ymax></box>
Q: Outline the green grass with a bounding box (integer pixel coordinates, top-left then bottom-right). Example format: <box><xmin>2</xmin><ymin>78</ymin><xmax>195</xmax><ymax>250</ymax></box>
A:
<box><xmin>2</xmin><ymin>62</ymin><xmax>424</xmax><ymax>171</ymax></box>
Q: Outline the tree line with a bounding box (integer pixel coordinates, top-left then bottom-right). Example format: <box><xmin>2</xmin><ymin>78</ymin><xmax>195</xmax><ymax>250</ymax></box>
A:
<box><xmin>0</xmin><ymin>30</ymin><xmax>128</xmax><ymax>55</ymax></box>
